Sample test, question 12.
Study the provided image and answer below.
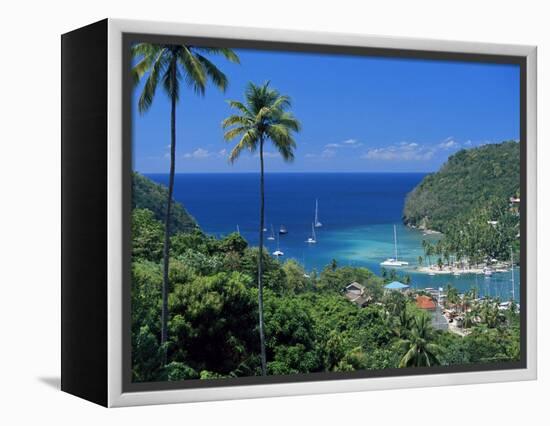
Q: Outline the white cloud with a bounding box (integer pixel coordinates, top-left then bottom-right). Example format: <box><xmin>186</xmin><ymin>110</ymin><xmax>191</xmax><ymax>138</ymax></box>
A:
<box><xmin>362</xmin><ymin>142</ymin><xmax>434</xmax><ymax>161</ymax></box>
<box><xmin>324</xmin><ymin>138</ymin><xmax>362</xmax><ymax>150</ymax></box>
<box><xmin>438</xmin><ymin>137</ymin><xmax>459</xmax><ymax>150</ymax></box>
<box><xmin>304</xmin><ymin>148</ymin><xmax>336</xmax><ymax>159</ymax></box>
<box><xmin>361</xmin><ymin>137</ymin><xmax>470</xmax><ymax>162</ymax></box>
<box><xmin>183</xmin><ymin>148</ymin><xmax>212</xmax><ymax>159</ymax></box>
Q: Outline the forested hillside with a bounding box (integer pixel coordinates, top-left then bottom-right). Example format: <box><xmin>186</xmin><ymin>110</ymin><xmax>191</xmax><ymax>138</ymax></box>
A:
<box><xmin>403</xmin><ymin>141</ymin><xmax>520</xmax><ymax>233</ymax></box>
<box><xmin>132</xmin><ymin>172</ymin><xmax>199</xmax><ymax>234</ymax></box>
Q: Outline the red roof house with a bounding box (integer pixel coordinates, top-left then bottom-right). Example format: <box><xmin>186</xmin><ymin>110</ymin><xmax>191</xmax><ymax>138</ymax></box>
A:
<box><xmin>416</xmin><ymin>295</ymin><xmax>436</xmax><ymax>310</ymax></box>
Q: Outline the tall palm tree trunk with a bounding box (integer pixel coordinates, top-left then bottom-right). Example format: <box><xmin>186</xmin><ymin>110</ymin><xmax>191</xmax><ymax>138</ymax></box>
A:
<box><xmin>258</xmin><ymin>136</ymin><xmax>267</xmax><ymax>376</ymax></box>
<box><xmin>161</xmin><ymin>80</ymin><xmax>177</xmax><ymax>362</ymax></box>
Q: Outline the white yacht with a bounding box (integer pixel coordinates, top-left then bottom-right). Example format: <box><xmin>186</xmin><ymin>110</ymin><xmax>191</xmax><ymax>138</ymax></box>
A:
<box><xmin>380</xmin><ymin>225</ymin><xmax>409</xmax><ymax>267</ymax></box>
<box><xmin>306</xmin><ymin>223</ymin><xmax>317</xmax><ymax>244</ymax></box>
<box><xmin>267</xmin><ymin>224</ymin><xmax>275</xmax><ymax>241</ymax></box>
<box><xmin>272</xmin><ymin>233</ymin><xmax>284</xmax><ymax>257</ymax></box>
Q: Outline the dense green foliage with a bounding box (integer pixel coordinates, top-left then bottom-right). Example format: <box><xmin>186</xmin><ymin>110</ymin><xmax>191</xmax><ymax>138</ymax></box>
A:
<box><xmin>131</xmin><ymin>202</ymin><xmax>520</xmax><ymax>382</ymax></box>
<box><xmin>403</xmin><ymin>141</ymin><xmax>520</xmax><ymax>233</ymax></box>
<box><xmin>419</xmin><ymin>199</ymin><xmax>520</xmax><ymax>266</ymax></box>
<box><xmin>132</xmin><ymin>173</ymin><xmax>199</xmax><ymax>234</ymax></box>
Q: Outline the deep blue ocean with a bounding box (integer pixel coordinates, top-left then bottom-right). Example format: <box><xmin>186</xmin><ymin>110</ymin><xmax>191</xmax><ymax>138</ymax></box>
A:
<box><xmin>146</xmin><ymin>173</ymin><xmax>519</xmax><ymax>301</ymax></box>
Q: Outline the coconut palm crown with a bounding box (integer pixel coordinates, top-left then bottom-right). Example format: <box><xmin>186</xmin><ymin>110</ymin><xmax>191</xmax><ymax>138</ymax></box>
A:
<box><xmin>398</xmin><ymin>314</ymin><xmax>442</xmax><ymax>368</ymax></box>
<box><xmin>222</xmin><ymin>81</ymin><xmax>300</xmax><ymax>162</ymax></box>
<box><xmin>132</xmin><ymin>43</ymin><xmax>239</xmax><ymax>110</ymax></box>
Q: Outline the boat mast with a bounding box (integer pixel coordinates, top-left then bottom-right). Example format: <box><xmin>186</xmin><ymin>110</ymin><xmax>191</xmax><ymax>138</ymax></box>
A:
<box><xmin>315</xmin><ymin>199</ymin><xmax>318</xmax><ymax>225</ymax></box>
<box><xmin>393</xmin><ymin>224</ymin><xmax>398</xmax><ymax>261</ymax></box>
<box><xmin>312</xmin><ymin>223</ymin><xmax>316</xmax><ymax>241</ymax></box>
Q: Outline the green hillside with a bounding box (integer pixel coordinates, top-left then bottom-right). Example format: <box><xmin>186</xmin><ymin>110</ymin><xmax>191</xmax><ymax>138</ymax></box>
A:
<box><xmin>132</xmin><ymin>172</ymin><xmax>199</xmax><ymax>234</ymax></box>
<box><xmin>403</xmin><ymin>141</ymin><xmax>520</xmax><ymax>233</ymax></box>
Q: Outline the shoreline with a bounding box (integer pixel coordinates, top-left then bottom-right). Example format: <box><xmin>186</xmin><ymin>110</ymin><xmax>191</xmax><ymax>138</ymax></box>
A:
<box><xmin>412</xmin><ymin>263</ymin><xmax>512</xmax><ymax>276</ymax></box>
<box><xmin>406</xmin><ymin>223</ymin><xmax>442</xmax><ymax>236</ymax></box>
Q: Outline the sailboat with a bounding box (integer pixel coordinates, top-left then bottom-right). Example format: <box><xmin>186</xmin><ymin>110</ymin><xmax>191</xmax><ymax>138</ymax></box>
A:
<box><xmin>380</xmin><ymin>225</ymin><xmax>409</xmax><ymax>267</ymax></box>
<box><xmin>314</xmin><ymin>199</ymin><xmax>322</xmax><ymax>228</ymax></box>
<box><xmin>267</xmin><ymin>224</ymin><xmax>275</xmax><ymax>241</ymax></box>
<box><xmin>272</xmin><ymin>233</ymin><xmax>284</xmax><ymax>257</ymax></box>
<box><xmin>279</xmin><ymin>225</ymin><xmax>288</xmax><ymax>235</ymax></box>
<box><xmin>306</xmin><ymin>223</ymin><xmax>317</xmax><ymax>244</ymax></box>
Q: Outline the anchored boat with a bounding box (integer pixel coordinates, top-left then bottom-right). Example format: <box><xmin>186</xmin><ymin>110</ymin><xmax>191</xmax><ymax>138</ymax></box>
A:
<box><xmin>380</xmin><ymin>225</ymin><xmax>409</xmax><ymax>267</ymax></box>
<box><xmin>272</xmin><ymin>233</ymin><xmax>284</xmax><ymax>257</ymax></box>
<box><xmin>267</xmin><ymin>224</ymin><xmax>275</xmax><ymax>241</ymax></box>
<box><xmin>306</xmin><ymin>223</ymin><xmax>317</xmax><ymax>244</ymax></box>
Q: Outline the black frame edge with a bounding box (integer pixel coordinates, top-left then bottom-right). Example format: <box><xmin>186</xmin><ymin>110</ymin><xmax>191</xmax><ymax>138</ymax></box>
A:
<box><xmin>61</xmin><ymin>18</ymin><xmax>109</xmax><ymax>407</ymax></box>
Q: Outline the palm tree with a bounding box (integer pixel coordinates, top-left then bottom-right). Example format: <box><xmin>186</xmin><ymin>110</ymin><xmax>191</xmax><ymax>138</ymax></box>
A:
<box><xmin>222</xmin><ymin>81</ymin><xmax>301</xmax><ymax>375</ymax></box>
<box><xmin>132</xmin><ymin>43</ymin><xmax>239</xmax><ymax>360</ymax></box>
<box><xmin>423</xmin><ymin>240</ymin><xmax>434</xmax><ymax>267</ymax></box>
<box><xmin>446</xmin><ymin>284</ymin><xmax>459</xmax><ymax>310</ymax></box>
<box><xmin>398</xmin><ymin>314</ymin><xmax>441</xmax><ymax>367</ymax></box>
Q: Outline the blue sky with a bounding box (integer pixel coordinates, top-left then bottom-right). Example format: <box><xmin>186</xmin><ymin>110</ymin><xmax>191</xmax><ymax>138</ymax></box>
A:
<box><xmin>132</xmin><ymin>48</ymin><xmax>520</xmax><ymax>173</ymax></box>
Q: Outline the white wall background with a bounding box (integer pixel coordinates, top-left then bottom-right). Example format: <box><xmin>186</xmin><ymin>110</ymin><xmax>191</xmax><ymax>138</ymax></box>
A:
<box><xmin>0</xmin><ymin>0</ymin><xmax>547</xmax><ymax>423</ymax></box>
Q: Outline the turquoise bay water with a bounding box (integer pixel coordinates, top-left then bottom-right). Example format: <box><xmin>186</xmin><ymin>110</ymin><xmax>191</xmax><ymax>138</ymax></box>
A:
<box><xmin>147</xmin><ymin>173</ymin><xmax>520</xmax><ymax>301</ymax></box>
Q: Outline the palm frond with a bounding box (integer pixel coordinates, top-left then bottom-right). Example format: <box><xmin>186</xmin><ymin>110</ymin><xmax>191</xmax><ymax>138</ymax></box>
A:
<box><xmin>227</xmin><ymin>100</ymin><xmax>253</xmax><ymax>117</ymax></box>
<box><xmin>195</xmin><ymin>47</ymin><xmax>240</xmax><ymax>64</ymax></box>
<box><xmin>161</xmin><ymin>59</ymin><xmax>180</xmax><ymax>102</ymax></box>
<box><xmin>131</xmin><ymin>43</ymin><xmax>162</xmax><ymax>61</ymax></box>
<box><xmin>223</xmin><ymin>126</ymin><xmax>249</xmax><ymax>141</ymax></box>
<box><xmin>398</xmin><ymin>345</ymin><xmax>416</xmax><ymax>368</ymax></box>
<box><xmin>274</xmin><ymin>112</ymin><xmax>302</xmax><ymax>132</ymax></box>
<box><xmin>137</xmin><ymin>49</ymin><xmax>168</xmax><ymax>113</ymax></box>
<box><xmin>229</xmin><ymin>129</ymin><xmax>259</xmax><ymax>163</ymax></box>
<box><xmin>265</xmin><ymin>125</ymin><xmax>296</xmax><ymax>162</ymax></box>
<box><xmin>132</xmin><ymin>57</ymin><xmax>151</xmax><ymax>86</ymax></box>
<box><xmin>195</xmin><ymin>54</ymin><xmax>229</xmax><ymax>91</ymax></box>
<box><xmin>222</xmin><ymin>114</ymin><xmax>252</xmax><ymax>129</ymax></box>
<box><xmin>224</xmin><ymin>82</ymin><xmax>300</xmax><ymax>166</ymax></box>
<box><xmin>270</xmin><ymin>95</ymin><xmax>291</xmax><ymax>111</ymax></box>
<box><xmin>177</xmin><ymin>47</ymin><xmax>207</xmax><ymax>95</ymax></box>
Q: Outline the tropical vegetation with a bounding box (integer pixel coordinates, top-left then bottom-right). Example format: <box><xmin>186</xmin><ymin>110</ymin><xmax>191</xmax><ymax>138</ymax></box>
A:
<box><xmin>405</xmin><ymin>141</ymin><xmax>520</xmax><ymax>266</ymax></box>
<box><xmin>403</xmin><ymin>140</ymin><xmax>520</xmax><ymax>233</ymax></box>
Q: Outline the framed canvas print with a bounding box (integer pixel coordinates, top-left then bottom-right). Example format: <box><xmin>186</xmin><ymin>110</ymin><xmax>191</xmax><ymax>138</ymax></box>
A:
<box><xmin>61</xmin><ymin>19</ymin><xmax>537</xmax><ymax>407</ymax></box>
